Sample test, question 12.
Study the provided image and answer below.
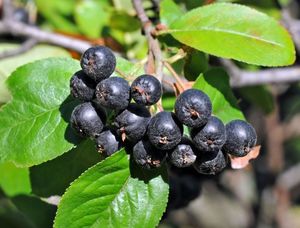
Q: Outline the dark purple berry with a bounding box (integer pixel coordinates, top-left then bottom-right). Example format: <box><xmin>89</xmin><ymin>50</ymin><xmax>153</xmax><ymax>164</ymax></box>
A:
<box><xmin>80</xmin><ymin>46</ymin><xmax>116</xmax><ymax>82</ymax></box>
<box><xmin>169</xmin><ymin>137</ymin><xmax>197</xmax><ymax>168</ymax></box>
<box><xmin>113</xmin><ymin>103</ymin><xmax>151</xmax><ymax>143</ymax></box>
<box><xmin>94</xmin><ymin>129</ymin><xmax>121</xmax><ymax>157</ymax></box>
<box><xmin>133</xmin><ymin>138</ymin><xmax>166</xmax><ymax>169</ymax></box>
<box><xmin>70</xmin><ymin>102</ymin><xmax>106</xmax><ymax>138</ymax></box>
<box><xmin>191</xmin><ymin>116</ymin><xmax>226</xmax><ymax>152</ymax></box>
<box><xmin>223</xmin><ymin>120</ymin><xmax>257</xmax><ymax>157</ymax></box>
<box><xmin>95</xmin><ymin>77</ymin><xmax>130</xmax><ymax>110</ymax></box>
<box><xmin>70</xmin><ymin>70</ymin><xmax>96</xmax><ymax>101</ymax></box>
<box><xmin>131</xmin><ymin>74</ymin><xmax>162</xmax><ymax>106</ymax></box>
<box><xmin>193</xmin><ymin>150</ymin><xmax>227</xmax><ymax>175</ymax></box>
<box><xmin>147</xmin><ymin>111</ymin><xmax>183</xmax><ymax>150</ymax></box>
<box><xmin>175</xmin><ymin>89</ymin><xmax>212</xmax><ymax>128</ymax></box>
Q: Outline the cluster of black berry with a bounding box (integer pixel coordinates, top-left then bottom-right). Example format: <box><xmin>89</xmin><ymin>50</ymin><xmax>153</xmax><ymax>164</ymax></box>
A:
<box><xmin>69</xmin><ymin>46</ymin><xmax>257</xmax><ymax>175</ymax></box>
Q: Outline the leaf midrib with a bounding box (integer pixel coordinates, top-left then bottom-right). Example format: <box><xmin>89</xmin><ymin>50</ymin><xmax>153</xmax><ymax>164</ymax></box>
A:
<box><xmin>167</xmin><ymin>27</ymin><xmax>284</xmax><ymax>47</ymax></box>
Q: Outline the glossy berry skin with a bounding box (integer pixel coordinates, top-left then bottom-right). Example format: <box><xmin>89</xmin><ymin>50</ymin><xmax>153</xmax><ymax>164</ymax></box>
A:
<box><xmin>131</xmin><ymin>74</ymin><xmax>162</xmax><ymax>106</ymax></box>
<box><xmin>175</xmin><ymin>89</ymin><xmax>212</xmax><ymax>128</ymax></box>
<box><xmin>80</xmin><ymin>46</ymin><xmax>116</xmax><ymax>82</ymax></box>
<box><xmin>191</xmin><ymin>116</ymin><xmax>226</xmax><ymax>152</ymax></box>
<box><xmin>70</xmin><ymin>102</ymin><xmax>106</xmax><ymax>138</ymax></box>
<box><xmin>95</xmin><ymin>77</ymin><xmax>130</xmax><ymax>110</ymax></box>
<box><xmin>193</xmin><ymin>150</ymin><xmax>227</xmax><ymax>175</ymax></box>
<box><xmin>169</xmin><ymin>137</ymin><xmax>197</xmax><ymax>168</ymax></box>
<box><xmin>147</xmin><ymin>112</ymin><xmax>183</xmax><ymax>150</ymax></box>
<box><xmin>223</xmin><ymin>120</ymin><xmax>257</xmax><ymax>157</ymax></box>
<box><xmin>133</xmin><ymin>138</ymin><xmax>166</xmax><ymax>169</ymax></box>
<box><xmin>70</xmin><ymin>70</ymin><xmax>96</xmax><ymax>101</ymax></box>
<box><xmin>94</xmin><ymin>129</ymin><xmax>121</xmax><ymax>157</ymax></box>
<box><xmin>113</xmin><ymin>103</ymin><xmax>151</xmax><ymax>143</ymax></box>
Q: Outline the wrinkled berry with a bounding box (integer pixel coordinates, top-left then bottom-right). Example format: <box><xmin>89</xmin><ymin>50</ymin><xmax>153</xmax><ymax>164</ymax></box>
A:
<box><xmin>223</xmin><ymin>120</ymin><xmax>257</xmax><ymax>157</ymax></box>
<box><xmin>113</xmin><ymin>103</ymin><xmax>151</xmax><ymax>143</ymax></box>
<box><xmin>133</xmin><ymin>138</ymin><xmax>166</xmax><ymax>169</ymax></box>
<box><xmin>193</xmin><ymin>150</ymin><xmax>227</xmax><ymax>175</ymax></box>
<box><xmin>70</xmin><ymin>102</ymin><xmax>106</xmax><ymax>138</ymax></box>
<box><xmin>80</xmin><ymin>46</ymin><xmax>116</xmax><ymax>82</ymax></box>
<box><xmin>95</xmin><ymin>77</ymin><xmax>130</xmax><ymax>110</ymax></box>
<box><xmin>147</xmin><ymin>111</ymin><xmax>183</xmax><ymax>150</ymax></box>
<box><xmin>169</xmin><ymin>137</ymin><xmax>197</xmax><ymax>168</ymax></box>
<box><xmin>94</xmin><ymin>128</ymin><xmax>121</xmax><ymax>157</ymax></box>
<box><xmin>191</xmin><ymin>116</ymin><xmax>226</xmax><ymax>152</ymax></box>
<box><xmin>175</xmin><ymin>89</ymin><xmax>212</xmax><ymax>128</ymax></box>
<box><xmin>131</xmin><ymin>74</ymin><xmax>162</xmax><ymax>106</ymax></box>
<box><xmin>70</xmin><ymin>70</ymin><xmax>96</xmax><ymax>101</ymax></box>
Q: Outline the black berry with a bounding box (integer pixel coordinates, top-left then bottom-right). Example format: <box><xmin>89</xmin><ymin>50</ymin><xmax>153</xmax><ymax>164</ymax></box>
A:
<box><xmin>131</xmin><ymin>74</ymin><xmax>162</xmax><ymax>106</ymax></box>
<box><xmin>175</xmin><ymin>89</ymin><xmax>212</xmax><ymax>128</ymax></box>
<box><xmin>133</xmin><ymin>138</ymin><xmax>166</xmax><ymax>169</ymax></box>
<box><xmin>80</xmin><ymin>46</ymin><xmax>116</xmax><ymax>82</ymax></box>
<box><xmin>147</xmin><ymin>111</ymin><xmax>183</xmax><ymax>150</ymax></box>
<box><xmin>169</xmin><ymin>137</ymin><xmax>197</xmax><ymax>168</ymax></box>
<box><xmin>70</xmin><ymin>70</ymin><xmax>96</xmax><ymax>101</ymax></box>
<box><xmin>193</xmin><ymin>150</ymin><xmax>227</xmax><ymax>175</ymax></box>
<box><xmin>94</xmin><ymin>129</ymin><xmax>121</xmax><ymax>157</ymax></box>
<box><xmin>95</xmin><ymin>77</ymin><xmax>130</xmax><ymax>110</ymax></box>
<box><xmin>191</xmin><ymin>116</ymin><xmax>226</xmax><ymax>152</ymax></box>
<box><xmin>113</xmin><ymin>103</ymin><xmax>151</xmax><ymax>143</ymax></box>
<box><xmin>223</xmin><ymin>120</ymin><xmax>257</xmax><ymax>157</ymax></box>
<box><xmin>70</xmin><ymin>102</ymin><xmax>106</xmax><ymax>138</ymax></box>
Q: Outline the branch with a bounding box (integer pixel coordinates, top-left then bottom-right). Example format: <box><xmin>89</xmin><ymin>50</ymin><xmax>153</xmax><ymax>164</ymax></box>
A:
<box><xmin>0</xmin><ymin>38</ymin><xmax>37</xmax><ymax>59</ymax></box>
<box><xmin>221</xmin><ymin>59</ymin><xmax>300</xmax><ymax>87</ymax></box>
<box><xmin>132</xmin><ymin>0</ymin><xmax>163</xmax><ymax>82</ymax></box>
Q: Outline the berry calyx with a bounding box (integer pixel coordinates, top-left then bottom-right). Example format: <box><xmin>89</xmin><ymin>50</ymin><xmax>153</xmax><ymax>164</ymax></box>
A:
<box><xmin>175</xmin><ymin>89</ymin><xmax>212</xmax><ymax>128</ymax></box>
<box><xmin>191</xmin><ymin>116</ymin><xmax>226</xmax><ymax>152</ymax></box>
<box><xmin>131</xmin><ymin>74</ymin><xmax>162</xmax><ymax>106</ymax></box>
<box><xmin>80</xmin><ymin>46</ymin><xmax>116</xmax><ymax>82</ymax></box>
<box><xmin>223</xmin><ymin>120</ymin><xmax>257</xmax><ymax>157</ymax></box>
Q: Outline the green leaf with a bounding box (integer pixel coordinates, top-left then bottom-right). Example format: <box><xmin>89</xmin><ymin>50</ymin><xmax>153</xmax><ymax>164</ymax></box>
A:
<box><xmin>74</xmin><ymin>0</ymin><xmax>110</xmax><ymax>39</ymax></box>
<box><xmin>0</xmin><ymin>162</ymin><xmax>31</xmax><ymax>196</ymax></box>
<box><xmin>30</xmin><ymin>139</ymin><xmax>102</xmax><ymax>197</ymax></box>
<box><xmin>184</xmin><ymin>49</ymin><xmax>209</xmax><ymax>81</ymax></box>
<box><xmin>54</xmin><ymin>149</ymin><xmax>169</xmax><ymax>228</ymax></box>
<box><xmin>0</xmin><ymin>58</ymin><xmax>81</xmax><ymax>167</ymax></box>
<box><xmin>0</xmin><ymin>44</ymin><xmax>70</xmax><ymax>104</ymax></box>
<box><xmin>166</xmin><ymin>3</ymin><xmax>295</xmax><ymax>66</ymax></box>
<box><xmin>115</xmin><ymin>57</ymin><xmax>144</xmax><ymax>81</ymax></box>
<box><xmin>193</xmin><ymin>67</ymin><xmax>244</xmax><ymax>123</ymax></box>
<box><xmin>109</xmin><ymin>10</ymin><xmax>140</xmax><ymax>32</ymax></box>
<box><xmin>160</xmin><ymin>0</ymin><xmax>184</xmax><ymax>27</ymax></box>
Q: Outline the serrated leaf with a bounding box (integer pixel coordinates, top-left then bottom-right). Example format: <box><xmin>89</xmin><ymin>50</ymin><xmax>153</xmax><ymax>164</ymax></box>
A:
<box><xmin>193</xmin><ymin>67</ymin><xmax>244</xmax><ymax>123</ymax></box>
<box><xmin>30</xmin><ymin>139</ymin><xmax>102</xmax><ymax>197</ymax></box>
<box><xmin>54</xmin><ymin>149</ymin><xmax>169</xmax><ymax>228</ymax></box>
<box><xmin>0</xmin><ymin>162</ymin><xmax>31</xmax><ymax>196</ymax></box>
<box><xmin>0</xmin><ymin>44</ymin><xmax>70</xmax><ymax>104</ymax></box>
<box><xmin>0</xmin><ymin>58</ymin><xmax>81</xmax><ymax>167</ymax></box>
<box><xmin>166</xmin><ymin>3</ymin><xmax>295</xmax><ymax>66</ymax></box>
<box><xmin>160</xmin><ymin>0</ymin><xmax>184</xmax><ymax>27</ymax></box>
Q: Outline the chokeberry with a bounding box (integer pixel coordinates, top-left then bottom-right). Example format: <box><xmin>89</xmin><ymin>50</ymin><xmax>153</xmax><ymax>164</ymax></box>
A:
<box><xmin>95</xmin><ymin>77</ymin><xmax>130</xmax><ymax>110</ymax></box>
<box><xmin>147</xmin><ymin>111</ymin><xmax>183</xmax><ymax>150</ymax></box>
<box><xmin>70</xmin><ymin>102</ymin><xmax>106</xmax><ymax>138</ymax></box>
<box><xmin>193</xmin><ymin>150</ymin><xmax>227</xmax><ymax>175</ymax></box>
<box><xmin>70</xmin><ymin>70</ymin><xmax>96</xmax><ymax>101</ymax></box>
<box><xmin>191</xmin><ymin>116</ymin><xmax>226</xmax><ymax>152</ymax></box>
<box><xmin>133</xmin><ymin>138</ymin><xmax>166</xmax><ymax>169</ymax></box>
<box><xmin>175</xmin><ymin>89</ymin><xmax>212</xmax><ymax>128</ymax></box>
<box><xmin>113</xmin><ymin>103</ymin><xmax>151</xmax><ymax>143</ymax></box>
<box><xmin>80</xmin><ymin>46</ymin><xmax>116</xmax><ymax>82</ymax></box>
<box><xmin>169</xmin><ymin>137</ymin><xmax>197</xmax><ymax>168</ymax></box>
<box><xmin>223</xmin><ymin>120</ymin><xmax>257</xmax><ymax>157</ymax></box>
<box><xmin>94</xmin><ymin>129</ymin><xmax>121</xmax><ymax>157</ymax></box>
<box><xmin>131</xmin><ymin>74</ymin><xmax>162</xmax><ymax>106</ymax></box>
